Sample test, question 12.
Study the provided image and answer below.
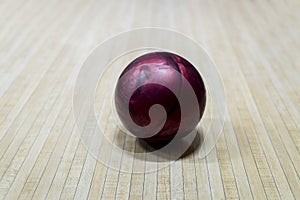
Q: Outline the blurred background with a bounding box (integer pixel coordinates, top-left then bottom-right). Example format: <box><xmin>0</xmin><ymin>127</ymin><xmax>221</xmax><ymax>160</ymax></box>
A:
<box><xmin>0</xmin><ymin>0</ymin><xmax>299</xmax><ymax>199</ymax></box>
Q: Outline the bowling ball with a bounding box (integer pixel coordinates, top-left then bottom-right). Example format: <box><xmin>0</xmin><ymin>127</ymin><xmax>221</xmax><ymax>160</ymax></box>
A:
<box><xmin>114</xmin><ymin>52</ymin><xmax>206</xmax><ymax>144</ymax></box>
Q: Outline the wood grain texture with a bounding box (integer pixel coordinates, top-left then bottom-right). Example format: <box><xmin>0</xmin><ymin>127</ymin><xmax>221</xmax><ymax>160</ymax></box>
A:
<box><xmin>0</xmin><ymin>0</ymin><xmax>300</xmax><ymax>199</ymax></box>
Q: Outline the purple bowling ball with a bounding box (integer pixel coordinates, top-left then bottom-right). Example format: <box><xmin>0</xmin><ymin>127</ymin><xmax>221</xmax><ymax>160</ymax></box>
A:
<box><xmin>114</xmin><ymin>52</ymin><xmax>206</xmax><ymax>144</ymax></box>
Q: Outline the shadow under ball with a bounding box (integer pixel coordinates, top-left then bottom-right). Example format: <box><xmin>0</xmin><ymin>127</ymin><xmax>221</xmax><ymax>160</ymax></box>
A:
<box><xmin>115</xmin><ymin>52</ymin><xmax>206</xmax><ymax>144</ymax></box>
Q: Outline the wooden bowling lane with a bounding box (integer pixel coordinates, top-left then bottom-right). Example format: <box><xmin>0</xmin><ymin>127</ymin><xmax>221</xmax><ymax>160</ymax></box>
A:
<box><xmin>0</xmin><ymin>0</ymin><xmax>299</xmax><ymax>199</ymax></box>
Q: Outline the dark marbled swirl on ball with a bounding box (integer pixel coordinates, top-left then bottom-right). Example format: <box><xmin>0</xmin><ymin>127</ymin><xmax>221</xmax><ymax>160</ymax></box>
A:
<box><xmin>115</xmin><ymin>52</ymin><xmax>206</xmax><ymax>144</ymax></box>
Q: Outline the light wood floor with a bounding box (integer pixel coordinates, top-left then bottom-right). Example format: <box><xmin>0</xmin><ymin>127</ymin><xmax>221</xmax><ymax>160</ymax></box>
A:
<box><xmin>0</xmin><ymin>0</ymin><xmax>300</xmax><ymax>199</ymax></box>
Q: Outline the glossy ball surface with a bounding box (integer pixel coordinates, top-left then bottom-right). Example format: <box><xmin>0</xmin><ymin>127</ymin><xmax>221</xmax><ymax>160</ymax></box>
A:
<box><xmin>115</xmin><ymin>52</ymin><xmax>206</xmax><ymax>144</ymax></box>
